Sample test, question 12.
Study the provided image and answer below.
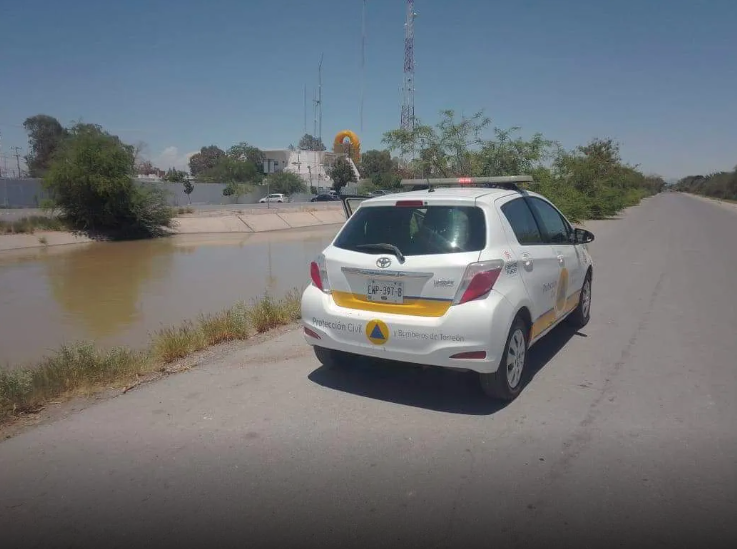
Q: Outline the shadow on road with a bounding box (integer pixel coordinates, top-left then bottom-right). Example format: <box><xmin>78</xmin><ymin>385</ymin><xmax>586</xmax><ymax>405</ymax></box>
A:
<box><xmin>307</xmin><ymin>322</ymin><xmax>580</xmax><ymax>415</ymax></box>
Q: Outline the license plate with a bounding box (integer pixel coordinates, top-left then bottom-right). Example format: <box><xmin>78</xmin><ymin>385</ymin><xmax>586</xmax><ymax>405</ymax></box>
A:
<box><xmin>367</xmin><ymin>279</ymin><xmax>404</xmax><ymax>304</ymax></box>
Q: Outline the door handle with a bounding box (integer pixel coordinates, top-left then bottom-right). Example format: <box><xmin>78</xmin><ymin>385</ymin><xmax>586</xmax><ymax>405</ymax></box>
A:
<box><xmin>521</xmin><ymin>253</ymin><xmax>533</xmax><ymax>269</ymax></box>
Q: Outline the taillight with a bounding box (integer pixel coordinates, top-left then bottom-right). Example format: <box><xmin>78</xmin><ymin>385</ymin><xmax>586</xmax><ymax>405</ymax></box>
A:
<box><xmin>310</xmin><ymin>261</ymin><xmax>323</xmax><ymax>290</ymax></box>
<box><xmin>453</xmin><ymin>260</ymin><xmax>504</xmax><ymax>305</ymax></box>
<box><xmin>310</xmin><ymin>254</ymin><xmax>330</xmax><ymax>293</ymax></box>
<box><xmin>395</xmin><ymin>200</ymin><xmax>425</xmax><ymax>207</ymax></box>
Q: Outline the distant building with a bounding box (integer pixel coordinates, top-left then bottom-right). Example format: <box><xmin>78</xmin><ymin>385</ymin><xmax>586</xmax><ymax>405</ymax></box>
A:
<box><xmin>135</xmin><ymin>174</ymin><xmax>163</xmax><ymax>182</ymax></box>
<box><xmin>261</xmin><ymin>148</ymin><xmax>362</xmax><ymax>193</ymax></box>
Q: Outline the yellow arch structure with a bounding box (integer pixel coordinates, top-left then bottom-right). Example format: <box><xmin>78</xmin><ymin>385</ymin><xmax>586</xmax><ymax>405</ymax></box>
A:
<box><xmin>333</xmin><ymin>130</ymin><xmax>361</xmax><ymax>165</ymax></box>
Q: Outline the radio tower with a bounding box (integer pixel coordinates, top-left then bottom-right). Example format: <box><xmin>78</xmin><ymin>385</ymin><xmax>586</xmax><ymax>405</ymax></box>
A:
<box><xmin>400</xmin><ymin>0</ymin><xmax>417</xmax><ymax>132</ymax></box>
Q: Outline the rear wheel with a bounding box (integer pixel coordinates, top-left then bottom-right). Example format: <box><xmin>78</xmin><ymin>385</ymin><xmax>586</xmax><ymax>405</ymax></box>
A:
<box><xmin>567</xmin><ymin>271</ymin><xmax>592</xmax><ymax>329</ymax></box>
<box><xmin>480</xmin><ymin>316</ymin><xmax>529</xmax><ymax>401</ymax></box>
<box><xmin>313</xmin><ymin>346</ymin><xmax>351</xmax><ymax>369</ymax></box>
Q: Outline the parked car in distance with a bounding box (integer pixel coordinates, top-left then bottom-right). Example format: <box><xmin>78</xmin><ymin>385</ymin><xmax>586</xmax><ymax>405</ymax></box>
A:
<box><xmin>259</xmin><ymin>193</ymin><xmax>286</xmax><ymax>203</ymax></box>
<box><xmin>311</xmin><ymin>194</ymin><xmax>341</xmax><ymax>202</ymax></box>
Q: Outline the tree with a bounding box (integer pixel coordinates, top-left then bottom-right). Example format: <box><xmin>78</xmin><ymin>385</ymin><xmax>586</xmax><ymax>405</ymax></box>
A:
<box><xmin>471</xmin><ymin>127</ymin><xmax>557</xmax><ymax>177</ymax></box>
<box><xmin>164</xmin><ymin>168</ymin><xmax>187</xmax><ymax>182</ymax></box>
<box><xmin>327</xmin><ymin>157</ymin><xmax>357</xmax><ymax>192</ymax></box>
<box><xmin>266</xmin><ymin>171</ymin><xmax>306</xmax><ymax>195</ymax></box>
<box><xmin>43</xmin><ymin>123</ymin><xmax>173</xmax><ymax>238</ymax></box>
<box><xmin>222</xmin><ymin>182</ymin><xmax>248</xmax><ymax>201</ymax></box>
<box><xmin>360</xmin><ymin>150</ymin><xmax>394</xmax><ymax>178</ymax></box>
<box><xmin>674</xmin><ymin>168</ymin><xmax>737</xmax><ymax>200</ymax></box>
<box><xmin>360</xmin><ymin>149</ymin><xmax>401</xmax><ymax>189</ymax></box>
<box><xmin>227</xmin><ymin>142</ymin><xmax>266</xmax><ymax>173</ymax></box>
<box><xmin>189</xmin><ymin>145</ymin><xmax>226</xmax><ymax>177</ymax></box>
<box><xmin>382</xmin><ymin>107</ymin><xmax>663</xmax><ymax>223</ymax></box>
<box><xmin>23</xmin><ymin>114</ymin><xmax>68</xmax><ymax>177</ymax></box>
<box><xmin>383</xmin><ymin>109</ymin><xmax>491</xmax><ymax>177</ymax></box>
<box><xmin>137</xmin><ymin>160</ymin><xmax>157</xmax><ymax>176</ymax></box>
<box><xmin>298</xmin><ymin>134</ymin><xmax>326</xmax><ymax>151</ymax></box>
<box><xmin>199</xmin><ymin>156</ymin><xmax>259</xmax><ymax>184</ymax></box>
<box><xmin>132</xmin><ymin>141</ymin><xmax>150</xmax><ymax>172</ymax></box>
<box><xmin>182</xmin><ymin>180</ymin><xmax>194</xmax><ymax>203</ymax></box>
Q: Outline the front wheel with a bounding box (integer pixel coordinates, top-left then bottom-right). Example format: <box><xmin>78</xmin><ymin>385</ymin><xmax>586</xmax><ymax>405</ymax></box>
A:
<box><xmin>479</xmin><ymin>316</ymin><xmax>529</xmax><ymax>401</ymax></box>
<box><xmin>567</xmin><ymin>272</ymin><xmax>592</xmax><ymax>329</ymax></box>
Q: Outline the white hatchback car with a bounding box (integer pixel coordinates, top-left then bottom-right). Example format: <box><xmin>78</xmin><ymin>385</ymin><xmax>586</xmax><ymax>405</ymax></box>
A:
<box><xmin>259</xmin><ymin>193</ymin><xmax>286</xmax><ymax>203</ymax></box>
<box><xmin>300</xmin><ymin>176</ymin><xmax>594</xmax><ymax>401</ymax></box>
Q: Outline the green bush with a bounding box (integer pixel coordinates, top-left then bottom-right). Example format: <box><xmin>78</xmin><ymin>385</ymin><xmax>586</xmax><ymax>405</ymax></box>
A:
<box><xmin>43</xmin><ymin>123</ymin><xmax>173</xmax><ymax>239</ymax></box>
<box><xmin>382</xmin><ymin>111</ymin><xmax>666</xmax><ymax>222</ymax></box>
<box><xmin>674</xmin><ymin>168</ymin><xmax>737</xmax><ymax>200</ymax></box>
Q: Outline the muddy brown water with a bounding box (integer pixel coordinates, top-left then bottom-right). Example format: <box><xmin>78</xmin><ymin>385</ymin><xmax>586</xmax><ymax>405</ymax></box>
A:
<box><xmin>0</xmin><ymin>226</ymin><xmax>340</xmax><ymax>368</ymax></box>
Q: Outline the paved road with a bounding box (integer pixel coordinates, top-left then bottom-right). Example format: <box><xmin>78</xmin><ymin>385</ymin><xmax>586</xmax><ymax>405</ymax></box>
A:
<box><xmin>2</xmin><ymin>193</ymin><xmax>736</xmax><ymax>549</ymax></box>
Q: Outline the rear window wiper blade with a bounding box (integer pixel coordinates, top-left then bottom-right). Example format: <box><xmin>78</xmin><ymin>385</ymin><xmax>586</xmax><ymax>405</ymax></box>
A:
<box><xmin>355</xmin><ymin>243</ymin><xmax>405</xmax><ymax>264</ymax></box>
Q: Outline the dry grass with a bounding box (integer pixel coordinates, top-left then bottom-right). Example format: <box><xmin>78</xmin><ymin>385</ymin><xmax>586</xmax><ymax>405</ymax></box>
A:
<box><xmin>249</xmin><ymin>290</ymin><xmax>301</xmax><ymax>333</ymax></box>
<box><xmin>0</xmin><ymin>288</ymin><xmax>304</xmax><ymax>421</ymax></box>
<box><xmin>151</xmin><ymin>320</ymin><xmax>208</xmax><ymax>363</ymax></box>
<box><xmin>0</xmin><ymin>344</ymin><xmax>150</xmax><ymax>417</ymax></box>
<box><xmin>0</xmin><ymin>215</ymin><xmax>68</xmax><ymax>235</ymax></box>
<box><xmin>173</xmin><ymin>206</ymin><xmax>195</xmax><ymax>215</ymax></box>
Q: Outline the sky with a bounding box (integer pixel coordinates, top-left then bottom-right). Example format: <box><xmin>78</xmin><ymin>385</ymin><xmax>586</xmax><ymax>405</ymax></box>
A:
<box><xmin>0</xmin><ymin>0</ymin><xmax>735</xmax><ymax>180</ymax></box>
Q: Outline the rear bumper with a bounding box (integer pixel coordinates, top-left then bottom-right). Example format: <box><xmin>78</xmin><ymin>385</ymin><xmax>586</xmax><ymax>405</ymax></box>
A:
<box><xmin>300</xmin><ymin>285</ymin><xmax>516</xmax><ymax>374</ymax></box>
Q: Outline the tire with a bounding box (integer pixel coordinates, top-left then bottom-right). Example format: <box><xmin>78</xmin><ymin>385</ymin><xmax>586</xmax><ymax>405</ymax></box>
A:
<box><xmin>479</xmin><ymin>316</ymin><xmax>529</xmax><ymax>401</ymax></box>
<box><xmin>567</xmin><ymin>271</ymin><xmax>592</xmax><ymax>329</ymax></box>
<box><xmin>313</xmin><ymin>346</ymin><xmax>351</xmax><ymax>369</ymax></box>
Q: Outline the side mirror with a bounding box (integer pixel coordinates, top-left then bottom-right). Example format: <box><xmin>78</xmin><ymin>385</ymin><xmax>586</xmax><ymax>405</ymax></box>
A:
<box><xmin>573</xmin><ymin>228</ymin><xmax>595</xmax><ymax>244</ymax></box>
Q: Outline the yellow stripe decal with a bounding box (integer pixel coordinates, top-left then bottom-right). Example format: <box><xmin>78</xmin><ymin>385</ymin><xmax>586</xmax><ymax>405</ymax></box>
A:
<box><xmin>331</xmin><ymin>291</ymin><xmax>452</xmax><ymax>317</ymax></box>
<box><xmin>531</xmin><ymin>308</ymin><xmax>556</xmax><ymax>340</ymax></box>
<box><xmin>530</xmin><ymin>290</ymin><xmax>581</xmax><ymax>340</ymax></box>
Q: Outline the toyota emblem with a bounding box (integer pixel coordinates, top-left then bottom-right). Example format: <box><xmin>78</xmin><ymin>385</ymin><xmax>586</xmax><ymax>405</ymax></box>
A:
<box><xmin>376</xmin><ymin>256</ymin><xmax>392</xmax><ymax>269</ymax></box>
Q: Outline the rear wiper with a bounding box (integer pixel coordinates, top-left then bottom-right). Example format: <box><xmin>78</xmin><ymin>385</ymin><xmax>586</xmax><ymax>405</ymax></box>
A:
<box><xmin>355</xmin><ymin>243</ymin><xmax>405</xmax><ymax>264</ymax></box>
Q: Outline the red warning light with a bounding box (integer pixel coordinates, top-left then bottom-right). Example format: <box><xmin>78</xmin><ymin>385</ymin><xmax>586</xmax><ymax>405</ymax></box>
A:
<box><xmin>458</xmin><ymin>177</ymin><xmax>472</xmax><ymax>185</ymax></box>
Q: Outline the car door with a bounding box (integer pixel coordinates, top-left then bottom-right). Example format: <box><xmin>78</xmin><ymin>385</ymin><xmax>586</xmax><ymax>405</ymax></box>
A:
<box><xmin>497</xmin><ymin>196</ymin><xmax>560</xmax><ymax>340</ymax></box>
<box><xmin>340</xmin><ymin>195</ymin><xmax>370</xmax><ymax>219</ymax></box>
<box><xmin>526</xmin><ymin>196</ymin><xmax>585</xmax><ymax>322</ymax></box>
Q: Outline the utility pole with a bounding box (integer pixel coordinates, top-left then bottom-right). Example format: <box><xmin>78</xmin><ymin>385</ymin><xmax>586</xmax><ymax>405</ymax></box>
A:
<box><xmin>360</xmin><ymin>0</ymin><xmax>366</xmax><ymax>133</ymax></box>
<box><xmin>317</xmin><ymin>53</ymin><xmax>323</xmax><ymax>145</ymax></box>
<box><xmin>12</xmin><ymin>146</ymin><xmax>22</xmax><ymax>178</ymax></box>
<box><xmin>303</xmin><ymin>84</ymin><xmax>307</xmax><ymax>135</ymax></box>
<box><xmin>400</xmin><ymin>0</ymin><xmax>417</xmax><ymax>133</ymax></box>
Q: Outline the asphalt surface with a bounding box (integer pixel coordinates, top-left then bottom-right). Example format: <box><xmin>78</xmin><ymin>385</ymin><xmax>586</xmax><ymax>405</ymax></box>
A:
<box><xmin>1</xmin><ymin>192</ymin><xmax>736</xmax><ymax>549</ymax></box>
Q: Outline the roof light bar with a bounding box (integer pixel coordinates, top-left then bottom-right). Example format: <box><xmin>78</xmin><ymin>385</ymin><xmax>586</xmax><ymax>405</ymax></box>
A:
<box><xmin>400</xmin><ymin>175</ymin><xmax>534</xmax><ymax>187</ymax></box>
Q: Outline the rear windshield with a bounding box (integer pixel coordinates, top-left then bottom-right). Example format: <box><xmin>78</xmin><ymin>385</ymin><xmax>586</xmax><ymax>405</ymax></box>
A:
<box><xmin>334</xmin><ymin>205</ymin><xmax>486</xmax><ymax>256</ymax></box>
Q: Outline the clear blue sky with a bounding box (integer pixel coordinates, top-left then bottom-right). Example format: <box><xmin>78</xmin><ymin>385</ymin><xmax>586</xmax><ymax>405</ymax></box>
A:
<box><xmin>1</xmin><ymin>0</ymin><xmax>735</xmax><ymax>179</ymax></box>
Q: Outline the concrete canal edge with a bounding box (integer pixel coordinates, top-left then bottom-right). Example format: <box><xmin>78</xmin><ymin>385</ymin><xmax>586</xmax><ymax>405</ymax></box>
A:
<box><xmin>0</xmin><ymin>206</ymin><xmax>348</xmax><ymax>252</ymax></box>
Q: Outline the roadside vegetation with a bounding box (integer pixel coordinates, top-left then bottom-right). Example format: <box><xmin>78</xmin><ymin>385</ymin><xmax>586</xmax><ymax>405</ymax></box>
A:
<box><xmin>357</xmin><ymin>109</ymin><xmax>666</xmax><ymax>222</ymax></box>
<box><xmin>0</xmin><ymin>289</ymin><xmax>303</xmax><ymax>423</ymax></box>
<box><xmin>672</xmin><ymin>167</ymin><xmax>737</xmax><ymax>201</ymax></box>
<box><xmin>0</xmin><ymin>215</ymin><xmax>69</xmax><ymax>235</ymax></box>
<box><xmin>22</xmin><ymin>115</ymin><xmax>175</xmax><ymax>239</ymax></box>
